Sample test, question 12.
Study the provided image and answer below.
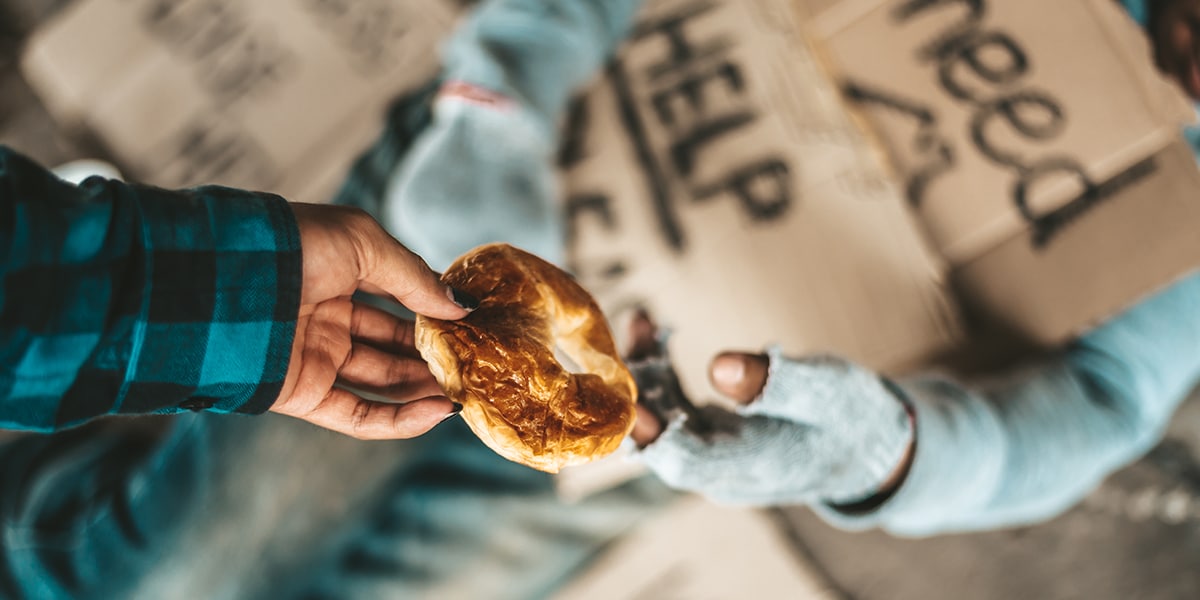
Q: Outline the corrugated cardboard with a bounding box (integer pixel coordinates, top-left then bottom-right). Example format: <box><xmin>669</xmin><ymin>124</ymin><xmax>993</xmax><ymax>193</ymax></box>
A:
<box><xmin>562</xmin><ymin>0</ymin><xmax>962</xmax><ymax>399</ymax></box>
<box><xmin>20</xmin><ymin>0</ymin><xmax>459</xmax><ymax>204</ymax></box>
<box><xmin>951</xmin><ymin>138</ymin><xmax>1200</xmax><ymax>342</ymax></box>
<box><xmin>565</xmin><ymin>0</ymin><xmax>1200</xmax><ymax>403</ymax></box>
<box><xmin>803</xmin><ymin>0</ymin><xmax>1200</xmax><ymax>344</ymax></box>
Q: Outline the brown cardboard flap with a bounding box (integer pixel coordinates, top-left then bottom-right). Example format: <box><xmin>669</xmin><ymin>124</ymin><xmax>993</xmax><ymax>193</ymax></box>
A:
<box><xmin>954</xmin><ymin>137</ymin><xmax>1200</xmax><ymax>345</ymax></box>
<box><xmin>566</xmin><ymin>0</ymin><xmax>961</xmax><ymax>399</ymax></box>
<box><xmin>19</xmin><ymin>0</ymin><xmax>151</xmax><ymax>126</ymax></box>
<box><xmin>20</xmin><ymin>0</ymin><xmax>457</xmax><ymax>203</ymax></box>
<box><xmin>809</xmin><ymin>0</ymin><xmax>1196</xmax><ymax>265</ymax></box>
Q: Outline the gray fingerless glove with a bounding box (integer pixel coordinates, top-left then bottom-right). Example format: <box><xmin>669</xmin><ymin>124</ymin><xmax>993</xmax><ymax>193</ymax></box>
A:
<box><xmin>637</xmin><ymin>347</ymin><xmax>914</xmax><ymax>506</ymax></box>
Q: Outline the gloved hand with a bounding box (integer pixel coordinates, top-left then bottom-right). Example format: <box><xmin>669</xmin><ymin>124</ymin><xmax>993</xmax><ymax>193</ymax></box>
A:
<box><xmin>634</xmin><ymin>347</ymin><xmax>915</xmax><ymax>506</ymax></box>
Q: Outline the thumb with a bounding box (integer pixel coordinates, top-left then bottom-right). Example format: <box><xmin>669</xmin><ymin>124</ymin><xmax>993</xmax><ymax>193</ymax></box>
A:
<box><xmin>709</xmin><ymin>352</ymin><xmax>769</xmax><ymax>405</ymax></box>
<box><xmin>353</xmin><ymin>217</ymin><xmax>479</xmax><ymax>320</ymax></box>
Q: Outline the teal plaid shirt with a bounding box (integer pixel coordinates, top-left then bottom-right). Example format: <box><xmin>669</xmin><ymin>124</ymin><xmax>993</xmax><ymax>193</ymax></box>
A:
<box><xmin>0</xmin><ymin>146</ymin><xmax>301</xmax><ymax>431</ymax></box>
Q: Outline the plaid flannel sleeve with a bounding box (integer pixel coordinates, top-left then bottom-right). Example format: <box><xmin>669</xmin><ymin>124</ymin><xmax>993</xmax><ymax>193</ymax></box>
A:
<box><xmin>0</xmin><ymin>147</ymin><xmax>301</xmax><ymax>432</ymax></box>
<box><xmin>1119</xmin><ymin>0</ymin><xmax>1148</xmax><ymax>26</ymax></box>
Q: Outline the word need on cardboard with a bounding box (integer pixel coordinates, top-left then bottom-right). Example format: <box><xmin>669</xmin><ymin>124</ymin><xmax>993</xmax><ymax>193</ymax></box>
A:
<box><xmin>844</xmin><ymin>0</ymin><xmax>1158</xmax><ymax>248</ymax></box>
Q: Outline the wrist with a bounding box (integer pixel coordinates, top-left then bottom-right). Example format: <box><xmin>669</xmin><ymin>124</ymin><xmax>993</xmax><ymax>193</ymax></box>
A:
<box><xmin>134</xmin><ymin>185</ymin><xmax>300</xmax><ymax>416</ymax></box>
<box><xmin>826</xmin><ymin>382</ymin><xmax>917</xmax><ymax>512</ymax></box>
<box><xmin>828</xmin><ymin>441</ymin><xmax>915</xmax><ymax>514</ymax></box>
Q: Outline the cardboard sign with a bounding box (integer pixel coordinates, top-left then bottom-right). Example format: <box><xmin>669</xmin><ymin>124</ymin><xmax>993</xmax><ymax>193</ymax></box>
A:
<box><xmin>20</xmin><ymin>0</ymin><xmax>459</xmax><ymax>205</ymax></box>
<box><xmin>562</xmin><ymin>0</ymin><xmax>963</xmax><ymax>399</ymax></box>
<box><xmin>805</xmin><ymin>0</ymin><xmax>1200</xmax><ymax>344</ymax></box>
<box><xmin>565</xmin><ymin>0</ymin><xmax>1200</xmax><ymax>402</ymax></box>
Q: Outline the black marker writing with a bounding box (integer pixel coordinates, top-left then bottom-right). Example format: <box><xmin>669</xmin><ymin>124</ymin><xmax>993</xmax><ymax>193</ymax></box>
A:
<box><xmin>608</xmin><ymin>0</ymin><xmax>793</xmax><ymax>251</ymax></box>
<box><xmin>154</xmin><ymin>117</ymin><xmax>278</xmax><ymax>189</ymax></box>
<box><xmin>845</xmin><ymin>0</ymin><xmax>1158</xmax><ymax>246</ymax></box>
<box><xmin>299</xmin><ymin>0</ymin><xmax>413</xmax><ymax>76</ymax></box>
<box><xmin>139</xmin><ymin>0</ymin><xmax>293</xmax><ymax>103</ymax></box>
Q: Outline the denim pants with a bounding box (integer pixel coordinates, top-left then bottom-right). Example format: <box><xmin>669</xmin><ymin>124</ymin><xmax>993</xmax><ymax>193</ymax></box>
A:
<box><xmin>0</xmin><ymin>412</ymin><xmax>671</xmax><ymax>599</ymax></box>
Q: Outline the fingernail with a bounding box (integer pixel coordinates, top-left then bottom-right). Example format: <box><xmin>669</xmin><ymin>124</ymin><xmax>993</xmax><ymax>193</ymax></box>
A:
<box><xmin>441</xmin><ymin>402</ymin><xmax>464</xmax><ymax>422</ymax></box>
<box><xmin>448</xmin><ymin>287</ymin><xmax>480</xmax><ymax>311</ymax></box>
<box><xmin>711</xmin><ymin>356</ymin><xmax>745</xmax><ymax>388</ymax></box>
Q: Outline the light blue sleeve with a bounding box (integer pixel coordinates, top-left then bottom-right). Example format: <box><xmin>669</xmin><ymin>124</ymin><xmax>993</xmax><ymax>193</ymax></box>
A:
<box><xmin>442</xmin><ymin>0</ymin><xmax>645</xmax><ymax>129</ymax></box>
<box><xmin>815</xmin><ymin>271</ymin><xmax>1200</xmax><ymax>536</ymax></box>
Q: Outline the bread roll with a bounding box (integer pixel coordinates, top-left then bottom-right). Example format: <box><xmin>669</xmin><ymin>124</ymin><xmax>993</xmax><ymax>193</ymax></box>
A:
<box><xmin>415</xmin><ymin>244</ymin><xmax>637</xmax><ymax>473</ymax></box>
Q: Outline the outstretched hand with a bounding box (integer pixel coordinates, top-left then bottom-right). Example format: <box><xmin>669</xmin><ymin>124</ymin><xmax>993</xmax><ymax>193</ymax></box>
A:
<box><xmin>270</xmin><ymin>203</ymin><xmax>478</xmax><ymax>440</ymax></box>
<box><xmin>633</xmin><ymin>340</ymin><xmax>915</xmax><ymax>506</ymax></box>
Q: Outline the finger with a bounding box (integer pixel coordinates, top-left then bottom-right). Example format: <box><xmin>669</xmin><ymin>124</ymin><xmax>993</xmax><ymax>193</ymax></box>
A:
<box><xmin>1188</xmin><ymin>23</ymin><xmax>1200</xmax><ymax>98</ymax></box>
<box><xmin>625</xmin><ymin>309</ymin><xmax>659</xmax><ymax>361</ymax></box>
<box><xmin>709</xmin><ymin>352</ymin><xmax>769</xmax><ymax>405</ymax></box>
<box><xmin>339</xmin><ymin>342</ymin><xmax>443</xmax><ymax>398</ymax></box>
<box><xmin>1151</xmin><ymin>21</ymin><xmax>1175</xmax><ymax>74</ymax></box>
<box><xmin>350</xmin><ymin>217</ymin><xmax>477</xmax><ymax>320</ymax></box>
<box><xmin>631</xmin><ymin>404</ymin><xmax>664</xmax><ymax>447</ymax></box>
<box><xmin>365</xmin><ymin>272</ymin><xmax>444</xmax><ymax>295</ymax></box>
<box><xmin>1186</xmin><ymin>58</ymin><xmax>1200</xmax><ymax>99</ymax></box>
<box><xmin>1171</xmin><ymin>19</ymin><xmax>1196</xmax><ymax>91</ymax></box>
<box><xmin>1151</xmin><ymin>11</ymin><xmax>1186</xmax><ymax>75</ymax></box>
<box><xmin>336</xmin><ymin>377</ymin><xmax>448</xmax><ymax>405</ymax></box>
<box><xmin>290</xmin><ymin>388</ymin><xmax>459</xmax><ymax>440</ymax></box>
<box><xmin>350</xmin><ymin>302</ymin><xmax>418</xmax><ymax>354</ymax></box>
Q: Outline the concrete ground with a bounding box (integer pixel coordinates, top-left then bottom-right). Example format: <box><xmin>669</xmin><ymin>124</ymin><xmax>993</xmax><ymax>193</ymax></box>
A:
<box><xmin>2</xmin><ymin>1</ymin><xmax>1199</xmax><ymax>598</ymax></box>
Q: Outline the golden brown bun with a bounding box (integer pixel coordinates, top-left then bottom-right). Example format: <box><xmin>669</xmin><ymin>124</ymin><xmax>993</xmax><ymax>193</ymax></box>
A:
<box><xmin>415</xmin><ymin>244</ymin><xmax>637</xmax><ymax>473</ymax></box>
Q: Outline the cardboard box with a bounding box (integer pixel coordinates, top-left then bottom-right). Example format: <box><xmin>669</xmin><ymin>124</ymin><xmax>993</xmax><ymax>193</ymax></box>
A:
<box><xmin>20</xmin><ymin>0</ymin><xmax>460</xmax><ymax>204</ymax></box>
